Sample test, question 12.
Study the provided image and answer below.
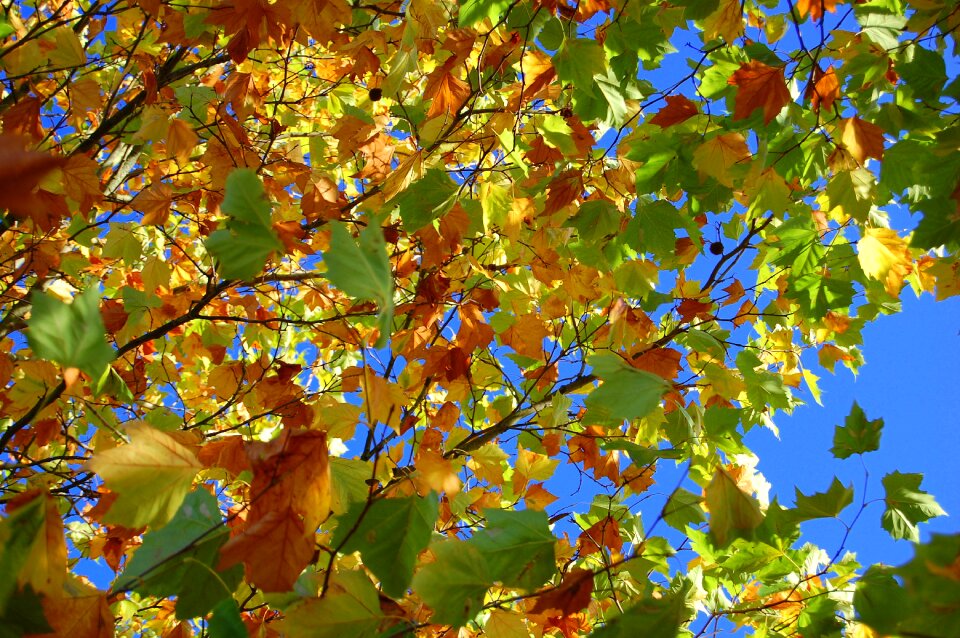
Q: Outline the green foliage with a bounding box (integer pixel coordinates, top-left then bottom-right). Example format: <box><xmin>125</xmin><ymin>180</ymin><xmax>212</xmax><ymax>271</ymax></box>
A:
<box><xmin>831</xmin><ymin>402</ymin><xmax>884</xmax><ymax>458</ymax></box>
<box><xmin>881</xmin><ymin>471</ymin><xmax>947</xmax><ymax>542</ymax></box>
<box><xmin>26</xmin><ymin>288</ymin><xmax>114</xmax><ymax>378</ymax></box>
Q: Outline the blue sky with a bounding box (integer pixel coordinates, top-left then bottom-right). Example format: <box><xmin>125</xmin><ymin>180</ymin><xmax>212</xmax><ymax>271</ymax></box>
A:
<box><xmin>746</xmin><ymin>291</ymin><xmax>960</xmax><ymax>568</ymax></box>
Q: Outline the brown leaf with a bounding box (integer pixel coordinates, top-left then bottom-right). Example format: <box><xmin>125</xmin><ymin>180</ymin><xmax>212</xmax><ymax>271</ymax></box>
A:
<box><xmin>796</xmin><ymin>0</ymin><xmax>840</xmax><ymax>21</ymax></box>
<box><xmin>27</xmin><ymin>594</ymin><xmax>114</xmax><ymax>638</ymax></box>
<box><xmin>729</xmin><ymin>61</ymin><xmax>792</xmax><ymax>124</ymax></box>
<box><xmin>839</xmin><ymin>117</ymin><xmax>884</xmax><ymax>165</ymax></box>
<box><xmin>136</xmin><ymin>183</ymin><xmax>173</xmax><ymax>226</ymax></box>
<box><xmin>649</xmin><ymin>95</ymin><xmax>699</xmax><ymax>128</ymax></box>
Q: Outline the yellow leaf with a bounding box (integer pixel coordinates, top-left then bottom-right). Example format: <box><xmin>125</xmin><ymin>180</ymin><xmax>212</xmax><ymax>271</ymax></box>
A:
<box><xmin>692</xmin><ymin>133</ymin><xmax>751</xmax><ymax>187</ymax></box>
<box><xmin>86</xmin><ymin>424</ymin><xmax>201</xmax><ymax>528</ymax></box>
<box><xmin>858</xmin><ymin>228</ymin><xmax>912</xmax><ymax>295</ymax></box>
<box><xmin>485</xmin><ymin>610</ymin><xmax>529</xmax><ymax>638</ymax></box>
<box><xmin>702</xmin><ymin>0</ymin><xmax>743</xmax><ymax>44</ymax></box>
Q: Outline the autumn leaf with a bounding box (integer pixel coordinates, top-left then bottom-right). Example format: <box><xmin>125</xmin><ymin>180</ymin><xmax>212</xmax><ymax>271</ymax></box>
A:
<box><xmin>840</xmin><ymin>117</ymin><xmax>885</xmax><ymax>165</ymax></box>
<box><xmin>648</xmin><ymin>95</ymin><xmax>698</xmax><ymax>128</ymax></box>
<box><xmin>86</xmin><ymin>424</ymin><xmax>201</xmax><ymax>528</ymax></box>
<box><xmin>729</xmin><ymin>61</ymin><xmax>792</xmax><ymax>124</ymax></box>
<box><xmin>529</xmin><ymin>568</ymin><xmax>594</xmax><ymax>616</ymax></box>
<box><xmin>424</xmin><ymin>62</ymin><xmax>471</xmax><ymax>118</ymax></box>
<box><xmin>806</xmin><ymin>64</ymin><xmax>840</xmax><ymax>113</ymax></box>
<box><xmin>858</xmin><ymin>227</ymin><xmax>912</xmax><ymax>295</ymax></box>
<box><xmin>218</xmin><ymin>508</ymin><xmax>315</xmax><ymax>592</ymax></box>
<box><xmin>796</xmin><ymin>0</ymin><xmax>840</xmax><ymax>22</ymax></box>
<box><xmin>692</xmin><ymin>132</ymin><xmax>752</xmax><ymax>187</ymax></box>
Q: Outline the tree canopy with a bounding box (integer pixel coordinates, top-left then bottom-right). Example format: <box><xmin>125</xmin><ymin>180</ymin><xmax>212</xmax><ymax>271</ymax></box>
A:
<box><xmin>0</xmin><ymin>0</ymin><xmax>958</xmax><ymax>635</ymax></box>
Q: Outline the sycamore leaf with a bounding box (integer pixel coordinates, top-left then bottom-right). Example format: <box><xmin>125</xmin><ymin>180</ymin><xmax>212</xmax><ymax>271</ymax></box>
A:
<box><xmin>325</xmin><ymin>221</ymin><xmax>394</xmax><ymax>347</ymax></box>
<box><xmin>881</xmin><ymin>472</ymin><xmax>946</xmax><ymax>542</ymax></box>
<box><xmin>412</xmin><ymin>540</ymin><xmax>493</xmax><ymax>627</ymax></box>
<box><xmin>648</xmin><ymin>95</ymin><xmax>699</xmax><ymax>128</ymax></box>
<box><xmin>86</xmin><ymin>424</ymin><xmax>201</xmax><ymax>528</ymax></box>
<box><xmin>529</xmin><ymin>568</ymin><xmax>594</xmax><ymax>616</ymax></box>
<box><xmin>832</xmin><ymin>401</ymin><xmax>884</xmax><ymax>459</ymax></box>
<box><xmin>469</xmin><ymin>509</ymin><xmax>556</xmax><ymax>590</ymax></box>
<box><xmin>588</xmin><ymin>591</ymin><xmax>687</xmax><ymax>638</ymax></box>
<box><xmin>858</xmin><ymin>227</ymin><xmax>912</xmax><ymax>295</ymax></box>
<box><xmin>458</xmin><ymin>0</ymin><xmax>513</xmax><ymax>27</ymax></box>
<box><xmin>796</xmin><ymin>0</ymin><xmax>840</xmax><ymax>21</ymax></box>
<box><xmin>553</xmin><ymin>38</ymin><xmax>606</xmax><ymax>88</ymax></box>
<box><xmin>218</xmin><ymin>508</ymin><xmax>314</xmax><ymax>592</ymax></box>
<box><xmin>584</xmin><ymin>352</ymin><xmax>670</xmax><ymax>425</ymax></box>
<box><xmin>840</xmin><ymin>117</ymin><xmax>885</xmax><ymax>166</ymax></box>
<box><xmin>729</xmin><ymin>61</ymin><xmax>792</xmax><ymax>124</ymax></box>
<box><xmin>0</xmin><ymin>497</ymin><xmax>44</xmax><ymax>614</ymax></box>
<box><xmin>205</xmin><ymin>168</ymin><xmax>284</xmax><ymax>281</ymax></box>
<box><xmin>281</xmin><ymin>570</ymin><xmax>385</xmax><ymax>638</ymax></box>
<box><xmin>702</xmin><ymin>0</ymin><xmax>743</xmax><ymax>44</ymax></box>
<box><xmin>31</xmin><ymin>594</ymin><xmax>113</xmax><ymax>638</ymax></box>
<box><xmin>390</xmin><ymin>168</ymin><xmax>457</xmax><ymax>232</ymax></box>
<box><xmin>27</xmin><ymin>288</ymin><xmax>114</xmax><ymax>379</ymax></box>
<box><xmin>792</xmin><ymin>478</ymin><xmax>854</xmax><ymax>522</ymax></box>
<box><xmin>704</xmin><ymin>466</ymin><xmax>764</xmax><ymax>546</ymax></box>
<box><xmin>423</xmin><ymin>63</ymin><xmax>471</xmax><ymax>118</ymax></box>
<box><xmin>332</xmin><ymin>493</ymin><xmax>438</xmax><ymax>599</ymax></box>
<box><xmin>692</xmin><ymin>132</ymin><xmax>751</xmax><ymax>187</ymax></box>
<box><xmin>806</xmin><ymin>64</ymin><xmax>840</xmax><ymax>113</ymax></box>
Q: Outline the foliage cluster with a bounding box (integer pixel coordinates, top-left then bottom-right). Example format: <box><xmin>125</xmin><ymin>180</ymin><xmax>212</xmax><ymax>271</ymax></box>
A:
<box><xmin>0</xmin><ymin>0</ymin><xmax>958</xmax><ymax>635</ymax></box>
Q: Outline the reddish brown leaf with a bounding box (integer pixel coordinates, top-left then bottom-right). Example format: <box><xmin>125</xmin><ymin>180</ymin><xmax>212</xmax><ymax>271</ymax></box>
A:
<box><xmin>796</xmin><ymin>0</ymin><xmax>840</xmax><ymax>21</ymax></box>
<box><xmin>576</xmin><ymin>516</ymin><xmax>622</xmax><ymax>556</ymax></box>
<box><xmin>729</xmin><ymin>61</ymin><xmax>792</xmax><ymax>124</ymax></box>
<box><xmin>27</xmin><ymin>594</ymin><xmax>113</xmax><ymax>638</ymax></box>
<box><xmin>530</xmin><ymin>568</ymin><xmax>594</xmax><ymax>615</ymax></box>
<box><xmin>218</xmin><ymin>508</ymin><xmax>314</xmax><ymax>592</ymax></box>
<box><xmin>631</xmin><ymin>347</ymin><xmax>682</xmax><ymax>380</ymax></box>
<box><xmin>649</xmin><ymin>95</ymin><xmax>699</xmax><ymax>128</ymax></box>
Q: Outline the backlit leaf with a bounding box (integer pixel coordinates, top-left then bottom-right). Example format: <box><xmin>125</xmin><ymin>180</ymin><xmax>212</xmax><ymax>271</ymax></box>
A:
<box><xmin>729</xmin><ymin>61</ymin><xmax>792</xmax><ymax>124</ymax></box>
<box><xmin>832</xmin><ymin>401</ymin><xmax>884</xmax><ymax>459</ymax></box>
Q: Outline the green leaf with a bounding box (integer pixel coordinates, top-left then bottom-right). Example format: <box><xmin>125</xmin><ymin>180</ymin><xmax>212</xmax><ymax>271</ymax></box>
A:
<box><xmin>0</xmin><ymin>587</ymin><xmax>52</xmax><ymax>637</ymax></box>
<box><xmin>792</xmin><ymin>478</ymin><xmax>854</xmax><ymax>522</ymax></box>
<box><xmin>119</xmin><ymin>489</ymin><xmax>239</xmax><ymax>619</ymax></box>
<box><xmin>458</xmin><ymin>0</ymin><xmax>514</xmax><ymax>27</ymax></box>
<box><xmin>205</xmin><ymin>169</ymin><xmax>283</xmax><ymax>280</ymax></box>
<box><xmin>469</xmin><ymin>509</ymin><xmax>556</xmax><ymax>590</ymax></box>
<box><xmin>553</xmin><ymin>38</ymin><xmax>606</xmax><ymax>88</ymax></box>
<box><xmin>390</xmin><ymin>168</ymin><xmax>457</xmax><ymax>232</ymax></box>
<box><xmin>412</xmin><ymin>540</ymin><xmax>492</xmax><ymax>627</ymax></box>
<box><xmin>208</xmin><ymin>599</ymin><xmax>246</xmax><ymax>638</ymax></box>
<box><xmin>704</xmin><ymin>466</ymin><xmax>764</xmax><ymax>547</ymax></box>
<box><xmin>791</xmin><ymin>273</ymin><xmax>855</xmax><ymax>319</ymax></box>
<box><xmin>27</xmin><ymin>288</ymin><xmax>114</xmax><ymax>378</ymax></box>
<box><xmin>282</xmin><ymin>571</ymin><xmax>385</xmax><ymax>638</ymax></box>
<box><xmin>330</xmin><ymin>458</ymin><xmax>374</xmax><ymax>515</ymax></box>
<box><xmin>0</xmin><ymin>499</ymin><xmax>44</xmax><ymax>615</ymax></box>
<box><xmin>831</xmin><ymin>401</ymin><xmax>883</xmax><ymax>458</ymax></box>
<box><xmin>662</xmin><ymin>488</ymin><xmax>706</xmax><ymax>531</ymax></box>
<box><xmin>584</xmin><ymin>352</ymin><xmax>670</xmax><ymax>425</ymax></box>
<box><xmin>333</xmin><ymin>493</ymin><xmax>438</xmax><ymax>599</ymax></box>
<box><xmin>881</xmin><ymin>471</ymin><xmax>946</xmax><ymax>542</ymax></box>
<box><xmin>899</xmin><ymin>45</ymin><xmax>947</xmax><ymax>103</ymax></box>
<box><xmin>325</xmin><ymin>221</ymin><xmax>395</xmax><ymax>348</ymax></box>
<box><xmin>589</xmin><ymin>590</ymin><xmax>687</xmax><ymax>638</ymax></box>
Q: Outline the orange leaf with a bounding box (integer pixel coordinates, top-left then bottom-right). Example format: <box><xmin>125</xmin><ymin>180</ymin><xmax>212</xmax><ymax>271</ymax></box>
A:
<box><xmin>218</xmin><ymin>508</ymin><xmax>314</xmax><ymax>592</ymax></box>
<box><xmin>649</xmin><ymin>95</ymin><xmax>699</xmax><ymax>128</ymax></box>
<box><xmin>524</xmin><ymin>483</ymin><xmax>559</xmax><ymax>511</ymax></box>
<box><xmin>796</xmin><ymin>0</ymin><xmax>840</xmax><ymax>21</ymax></box>
<box><xmin>729</xmin><ymin>61</ymin><xmax>792</xmax><ymax>124</ymax></box>
<box><xmin>61</xmin><ymin>154</ymin><xmax>103</xmax><ymax>212</ymax></box>
<box><xmin>136</xmin><ymin>183</ymin><xmax>173</xmax><ymax>226</ymax></box>
<box><xmin>576</xmin><ymin>516</ymin><xmax>622</xmax><ymax>556</ymax></box>
<box><xmin>246</xmin><ymin>429</ymin><xmax>330</xmax><ymax>532</ymax></box>
<box><xmin>167</xmin><ymin>119</ymin><xmax>199</xmax><ymax>163</ymax></box>
<box><xmin>28</xmin><ymin>594</ymin><xmax>114</xmax><ymax>638</ymax></box>
<box><xmin>198</xmin><ymin>436</ymin><xmax>252</xmax><ymax>476</ymax></box>
<box><xmin>677</xmin><ymin>298</ymin><xmax>714</xmax><ymax>323</ymax></box>
<box><xmin>424</xmin><ymin>63</ymin><xmax>471</xmax><ymax>118</ymax></box>
<box><xmin>631</xmin><ymin>347</ymin><xmax>682</xmax><ymax>380</ymax></box>
<box><xmin>839</xmin><ymin>117</ymin><xmax>884</xmax><ymax>165</ymax></box>
<box><xmin>806</xmin><ymin>64</ymin><xmax>839</xmax><ymax>113</ymax></box>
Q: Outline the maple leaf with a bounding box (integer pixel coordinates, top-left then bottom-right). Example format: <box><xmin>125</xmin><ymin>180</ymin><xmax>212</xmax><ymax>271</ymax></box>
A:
<box><xmin>0</xmin><ymin>135</ymin><xmax>66</xmax><ymax>220</ymax></box>
<box><xmin>649</xmin><ymin>95</ymin><xmax>699</xmax><ymax>128</ymax></box>
<box><xmin>692</xmin><ymin>132</ymin><xmax>752</xmax><ymax>187</ymax></box>
<box><xmin>577</xmin><ymin>516</ymin><xmax>623</xmax><ymax>556</ymax></box>
<box><xmin>840</xmin><ymin>117</ymin><xmax>885</xmax><ymax>165</ymax></box>
<box><xmin>86</xmin><ymin>424</ymin><xmax>202</xmax><ymax>528</ymax></box>
<box><xmin>729</xmin><ymin>61</ymin><xmax>792</xmax><ymax>124</ymax></box>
